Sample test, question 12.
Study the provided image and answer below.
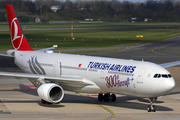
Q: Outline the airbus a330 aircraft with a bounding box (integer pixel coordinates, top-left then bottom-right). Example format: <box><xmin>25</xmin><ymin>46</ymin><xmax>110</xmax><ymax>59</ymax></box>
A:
<box><xmin>0</xmin><ymin>5</ymin><xmax>178</xmax><ymax>112</ymax></box>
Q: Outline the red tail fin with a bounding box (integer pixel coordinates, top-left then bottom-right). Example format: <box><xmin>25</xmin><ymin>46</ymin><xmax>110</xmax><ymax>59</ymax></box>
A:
<box><xmin>6</xmin><ymin>5</ymin><xmax>33</xmax><ymax>51</ymax></box>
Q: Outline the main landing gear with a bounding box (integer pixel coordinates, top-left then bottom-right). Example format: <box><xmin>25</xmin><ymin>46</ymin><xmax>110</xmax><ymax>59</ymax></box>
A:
<box><xmin>41</xmin><ymin>99</ymin><xmax>52</xmax><ymax>104</ymax></box>
<box><xmin>98</xmin><ymin>93</ymin><xmax>116</xmax><ymax>102</ymax></box>
<box><xmin>147</xmin><ymin>97</ymin><xmax>157</xmax><ymax>112</ymax></box>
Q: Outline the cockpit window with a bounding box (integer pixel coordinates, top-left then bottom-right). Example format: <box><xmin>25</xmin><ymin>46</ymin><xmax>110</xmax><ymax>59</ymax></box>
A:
<box><xmin>158</xmin><ymin>74</ymin><xmax>161</xmax><ymax>78</ymax></box>
<box><xmin>153</xmin><ymin>74</ymin><xmax>172</xmax><ymax>78</ymax></box>
<box><xmin>153</xmin><ymin>74</ymin><xmax>158</xmax><ymax>78</ymax></box>
<box><xmin>168</xmin><ymin>74</ymin><xmax>172</xmax><ymax>78</ymax></box>
<box><xmin>162</xmin><ymin>74</ymin><xmax>168</xmax><ymax>78</ymax></box>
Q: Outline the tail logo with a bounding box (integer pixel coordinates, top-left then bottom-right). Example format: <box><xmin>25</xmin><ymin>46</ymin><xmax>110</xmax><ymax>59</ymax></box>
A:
<box><xmin>10</xmin><ymin>18</ymin><xmax>23</xmax><ymax>50</ymax></box>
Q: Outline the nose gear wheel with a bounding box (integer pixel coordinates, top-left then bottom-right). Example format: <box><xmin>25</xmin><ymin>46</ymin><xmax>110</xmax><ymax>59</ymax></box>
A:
<box><xmin>147</xmin><ymin>97</ymin><xmax>157</xmax><ymax>112</ymax></box>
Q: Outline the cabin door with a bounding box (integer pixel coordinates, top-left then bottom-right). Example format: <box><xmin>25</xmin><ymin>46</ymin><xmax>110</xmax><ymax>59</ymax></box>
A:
<box><xmin>137</xmin><ymin>68</ymin><xmax>146</xmax><ymax>83</ymax></box>
<box><xmin>53</xmin><ymin>61</ymin><xmax>61</xmax><ymax>76</ymax></box>
<box><xmin>100</xmin><ymin>71</ymin><xmax>105</xmax><ymax>79</ymax></box>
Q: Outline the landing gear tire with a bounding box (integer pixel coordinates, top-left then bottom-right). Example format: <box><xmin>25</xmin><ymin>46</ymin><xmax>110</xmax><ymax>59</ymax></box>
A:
<box><xmin>152</xmin><ymin>105</ymin><xmax>156</xmax><ymax>112</ymax></box>
<box><xmin>104</xmin><ymin>94</ymin><xmax>110</xmax><ymax>102</ymax></box>
<box><xmin>98</xmin><ymin>93</ymin><xmax>116</xmax><ymax>102</ymax></box>
<box><xmin>55</xmin><ymin>102</ymin><xmax>60</xmax><ymax>104</ymax></box>
<box><xmin>98</xmin><ymin>94</ymin><xmax>104</xmax><ymax>101</ymax></box>
<box><xmin>147</xmin><ymin>105</ymin><xmax>151</xmax><ymax>112</ymax></box>
<box><xmin>41</xmin><ymin>99</ymin><xmax>47</xmax><ymax>104</ymax></box>
<box><xmin>147</xmin><ymin>97</ymin><xmax>157</xmax><ymax>112</ymax></box>
<box><xmin>41</xmin><ymin>99</ymin><xmax>52</xmax><ymax>104</ymax></box>
<box><xmin>46</xmin><ymin>102</ymin><xmax>53</xmax><ymax>104</ymax></box>
<box><xmin>110</xmin><ymin>94</ymin><xmax>116</xmax><ymax>102</ymax></box>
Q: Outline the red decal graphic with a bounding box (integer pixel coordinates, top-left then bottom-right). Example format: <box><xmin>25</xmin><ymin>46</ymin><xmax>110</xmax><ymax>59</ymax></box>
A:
<box><xmin>27</xmin><ymin>85</ymin><xmax>36</xmax><ymax>88</ymax></box>
<box><xmin>78</xmin><ymin>64</ymin><xmax>82</xmax><ymax>67</ymax></box>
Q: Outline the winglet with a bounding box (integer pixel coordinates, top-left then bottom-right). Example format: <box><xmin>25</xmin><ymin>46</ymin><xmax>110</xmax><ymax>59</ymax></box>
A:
<box><xmin>6</xmin><ymin>4</ymin><xmax>33</xmax><ymax>51</ymax></box>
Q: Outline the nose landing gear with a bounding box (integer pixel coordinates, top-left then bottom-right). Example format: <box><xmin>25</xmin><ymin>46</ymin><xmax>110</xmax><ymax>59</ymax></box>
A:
<box><xmin>147</xmin><ymin>97</ymin><xmax>157</xmax><ymax>112</ymax></box>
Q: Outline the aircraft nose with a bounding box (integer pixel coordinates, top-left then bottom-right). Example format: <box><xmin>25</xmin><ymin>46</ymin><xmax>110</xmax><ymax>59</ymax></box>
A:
<box><xmin>164</xmin><ymin>78</ymin><xmax>175</xmax><ymax>92</ymax></box>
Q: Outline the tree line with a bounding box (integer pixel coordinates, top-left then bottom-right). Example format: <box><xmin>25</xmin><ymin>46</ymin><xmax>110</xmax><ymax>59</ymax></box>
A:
<box><xmin>0</xmin><ymin>0</ymin><xmax>180</xmax><ymax>22</ymax></box>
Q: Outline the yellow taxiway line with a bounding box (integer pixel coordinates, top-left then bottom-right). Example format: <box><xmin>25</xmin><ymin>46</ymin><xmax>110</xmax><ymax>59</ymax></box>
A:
<box><xmin>78</xmin><ymin>93</ymin><xmax>115</xmax><ymax>120</ymax></box>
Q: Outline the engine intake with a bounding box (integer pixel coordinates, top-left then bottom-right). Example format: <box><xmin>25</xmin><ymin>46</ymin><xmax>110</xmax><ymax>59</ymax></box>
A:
<box><xmin>37</xmin><ymin>83</ymin><xmax>64</xmax><ymax>103</ymax></box>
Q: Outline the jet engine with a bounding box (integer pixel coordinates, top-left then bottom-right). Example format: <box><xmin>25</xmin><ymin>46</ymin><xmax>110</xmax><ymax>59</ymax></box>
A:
<box><xmin>37</xmin><ymin>83</ymin><xmax>64</xmax><ymax>104</ymax></box>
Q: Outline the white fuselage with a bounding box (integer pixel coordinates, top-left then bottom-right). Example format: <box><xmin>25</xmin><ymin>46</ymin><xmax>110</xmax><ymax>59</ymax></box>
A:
<box><xmin>14</xmin><ymin>50</ymin><xmax>175</xmax><ymax>98</ymax></box>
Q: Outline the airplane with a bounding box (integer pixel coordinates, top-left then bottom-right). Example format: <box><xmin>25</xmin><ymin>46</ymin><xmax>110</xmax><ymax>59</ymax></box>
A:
<box><xmin>0</xmin><ymin>4</ymin><xmax>178</xmax><ymax>112</ymax></box>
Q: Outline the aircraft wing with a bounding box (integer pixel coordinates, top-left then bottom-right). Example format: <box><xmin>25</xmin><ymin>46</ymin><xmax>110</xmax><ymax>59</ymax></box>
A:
<box><xmin>0</xmin><ymin>54</ymin><xmax>14</xmax><ymax>57</ymax></box>
<box><xmin>35</xmin><ymin>46</ymin><xmax>57</xmax><ymax>52</ymax></box>
<box><xmin>0</xmin><ymin>72</ymin><xmax>93</xmax><ymax>87</ymax></box>
<box><xmin>159</xmin><ymin>61</ymin><xmax>180</xmax><ymax>68</ymax></box>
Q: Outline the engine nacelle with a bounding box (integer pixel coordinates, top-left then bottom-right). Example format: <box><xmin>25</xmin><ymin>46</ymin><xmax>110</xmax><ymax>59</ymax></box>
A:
<box><xmin>37</xmin><ymin>83</ymin><xmax>64</xmax><ymax>104</ymax></box>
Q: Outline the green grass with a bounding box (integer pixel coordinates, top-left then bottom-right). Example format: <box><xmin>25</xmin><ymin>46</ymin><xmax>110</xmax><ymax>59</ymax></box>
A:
<box><xmin>1</xmin><ymin>22</ymin><xmax>180</xmax><ymax>29</ymax></box>
<box><xmin>1</xmin><ymin>27</ymin><xmax>180</xmax><ymax>51</ymax></box>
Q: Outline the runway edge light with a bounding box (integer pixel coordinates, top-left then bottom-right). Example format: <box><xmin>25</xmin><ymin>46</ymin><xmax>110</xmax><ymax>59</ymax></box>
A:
<box><xmin>136</xmin><ymin>35</ymin><xmax>143</xmax><ymax>37</ymax></box>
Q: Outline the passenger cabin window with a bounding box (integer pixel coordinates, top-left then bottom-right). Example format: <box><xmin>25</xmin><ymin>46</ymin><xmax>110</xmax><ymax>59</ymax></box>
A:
<box><xmin>153</xmin><ymin>74</ymin><xmax>172</xmax><ymax>78</ymax></box>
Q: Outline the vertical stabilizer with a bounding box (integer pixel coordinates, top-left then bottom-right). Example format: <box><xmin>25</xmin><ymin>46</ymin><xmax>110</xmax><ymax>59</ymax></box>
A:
<box><xmin>6</xmin><ymin>5</ymin><xmax>33</xmax><ymax>51</ymax></box>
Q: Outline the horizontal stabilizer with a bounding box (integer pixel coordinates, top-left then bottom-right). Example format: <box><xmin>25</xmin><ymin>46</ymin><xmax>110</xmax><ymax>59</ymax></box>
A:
<box><xmin>0</xmin><ymin>54</ymin><xmax>14</xmax><ymax>57</ymax></box>
<box><xmin>35</xmin><ymin>47</ymin><xmax>56</xmax><ymax>52</ymax></box>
